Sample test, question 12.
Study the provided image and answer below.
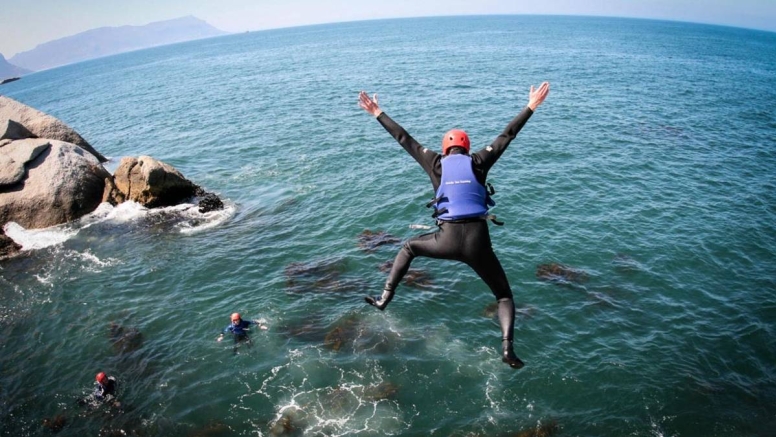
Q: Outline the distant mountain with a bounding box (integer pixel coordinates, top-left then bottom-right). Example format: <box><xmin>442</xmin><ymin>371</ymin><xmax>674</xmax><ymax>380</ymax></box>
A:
<box><xmin>9</xmin><ymin>16</ymin><xmax>228</xmax><ymax>72</ymax></box>
<box><xmin>0</xmin><ymin>53</ymin><xmax>31</xmax><ymax>80</ymax></box>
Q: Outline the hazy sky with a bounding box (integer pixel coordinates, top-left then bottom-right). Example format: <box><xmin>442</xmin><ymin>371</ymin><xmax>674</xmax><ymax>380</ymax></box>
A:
<box><xmin>2</xmin><ymin>0</ymin><xmax>775</xmax><ymax>57</ymax></box>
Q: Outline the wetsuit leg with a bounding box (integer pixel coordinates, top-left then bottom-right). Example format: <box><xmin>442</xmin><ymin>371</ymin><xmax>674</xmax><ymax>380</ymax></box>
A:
<box><xmin>457</xmin><ymin>221</ymin><xmax>523</xmax><ymax>368</ymax></box>
<box><xmin>367</xmin><ymin>226</ymin><xmax>460</xmax><ymax>310</ymax></box>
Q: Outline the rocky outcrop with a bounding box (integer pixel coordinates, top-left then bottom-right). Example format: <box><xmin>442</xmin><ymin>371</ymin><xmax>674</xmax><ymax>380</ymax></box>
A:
<box><xmin>0</xmin><ymin>97</ymin><xmax>224</xmax><ymax>260</ymax></box>
<box><xmin>0</xmin><ymin>96</ymin><xmax>107</xmax><ymax>162</ymax></box>
<box><xmin>197</xmin><ymin>192</ymin><xmax>223</xmax><ymax>213</ymax></box>
<box><xmin>113</xmin><ymin>156</ymin><xmax>200</xmax><ymax>208</ymax></box>
<box><xmin>0</xmin><ymin>139</ymin><xmax>111</xmax><ymax>229</ymax></box>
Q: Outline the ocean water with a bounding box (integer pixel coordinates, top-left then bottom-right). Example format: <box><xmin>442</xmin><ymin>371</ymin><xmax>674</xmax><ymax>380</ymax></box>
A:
<box><xmin>2</xmin><ymin>15</ymin><xmax>776</xmax><ymax>437</ymax></box>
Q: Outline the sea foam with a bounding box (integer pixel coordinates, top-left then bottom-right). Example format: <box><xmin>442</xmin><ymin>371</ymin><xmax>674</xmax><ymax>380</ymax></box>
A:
<box><xmin>3</xmin><ymin>199</ymin><xmax>235</xmax><ymax>250</ymax></box>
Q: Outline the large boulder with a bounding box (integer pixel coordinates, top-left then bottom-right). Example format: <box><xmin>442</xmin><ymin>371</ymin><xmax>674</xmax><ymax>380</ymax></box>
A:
<box><xmin>0</xmin><ymin>138</ymin><xmax>50</xmax><ymax>186</ymax></box>
<box><xmin>0</xmin><ymin>139</ymin><xmax>111</xmax><ymax>229</ymax></box>
<box><xmin>112</xmin><ymin>156</ymin><xmax>199</xmax><ymax>208</ymax></box>
<box><xmin>0</xmin><ymin>95</ymin><xmax>107</xmax><ymax>162</ymax></box>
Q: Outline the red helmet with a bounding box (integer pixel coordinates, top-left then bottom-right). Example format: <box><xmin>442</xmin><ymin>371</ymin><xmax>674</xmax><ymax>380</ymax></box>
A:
<box><xmin>96</xmin><ymin>372</ymin><xmax>108</xmax><ymax>384</ymax></box>
<box><xmin>442</xmin><ymin>129</ymin><xmax>470</xmax><ymax>155</ymax></box>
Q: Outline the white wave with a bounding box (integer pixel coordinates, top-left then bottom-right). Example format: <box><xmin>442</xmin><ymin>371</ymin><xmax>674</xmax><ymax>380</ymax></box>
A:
<box><xmin>34</xmin><ymin>272</ymin><xmax>54</xmax><ymax>285</ymax></box>
<box><xmin>3</xmin><ymin>199</ymin><xmax>235</xmax><ymax>251</ymax></box>
<box><xmin>3</xmin><ymin>222</ymin><xmax>78</xmax><ymax>250</ymax></box>
<box><xmin>176</xmin><ymin>202</ymin><xmax>236</xmax><ymax>235</ymax></box>
<box><xmin>75</xmin><ymin>249</ymin><xmax>119</xmax><ymax>270</ymax></box>
<box><xmin>93</xmin><ymin>201</ymin><xmax>150</xmax><ymax>223</ymax></box>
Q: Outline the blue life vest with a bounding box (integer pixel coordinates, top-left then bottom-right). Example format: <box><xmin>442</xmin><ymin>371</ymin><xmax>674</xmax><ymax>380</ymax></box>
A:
<box><xmin>434</xmin><ymin>154</ymin><xmax>493</xmax><ymax>220</ymax></box>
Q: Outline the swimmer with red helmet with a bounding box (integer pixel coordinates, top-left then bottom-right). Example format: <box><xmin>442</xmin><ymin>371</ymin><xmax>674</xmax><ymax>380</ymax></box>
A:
<box><xmin>94</xmin><ymin>372</ymin><xmax>117</xmax><ymax>400</ymax></box>
<box><xmin>216</xmin><ymin>312</ymin><xmax>267</xmax><ymax>343</ymax></box>
<box><xmin>358</xmin><ymin>82</ymin><xmax>550</xmax><ymax>369</ymax></box>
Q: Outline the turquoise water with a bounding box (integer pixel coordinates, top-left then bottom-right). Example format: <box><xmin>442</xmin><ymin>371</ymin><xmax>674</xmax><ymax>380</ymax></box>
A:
<box><xmin>2</xmin><ymin>15</ymin><xmax>776</xmax><ymax>436</ymax></box>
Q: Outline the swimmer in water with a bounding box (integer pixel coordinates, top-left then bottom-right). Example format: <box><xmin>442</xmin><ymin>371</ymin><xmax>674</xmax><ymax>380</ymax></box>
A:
<box><xmin>217</xmin><ymin>312</ymin><xmax>268</xmax><ymax>353</ymax></box>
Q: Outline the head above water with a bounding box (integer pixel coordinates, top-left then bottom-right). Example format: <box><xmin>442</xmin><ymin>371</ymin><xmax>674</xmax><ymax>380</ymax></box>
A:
<box><xmin>231</xmin><ymin>313</ymin><xmax>241</xmax><ymax>323</ymax></box>
<box><xmin>96</xmin><ymin>372</ymin><xmax>107</xmax><ymax>384</ymax></box>
<box><xmin>442</xmin><ymin>129</ymin><xmax>470</xmax><ymax>155</ymax></box>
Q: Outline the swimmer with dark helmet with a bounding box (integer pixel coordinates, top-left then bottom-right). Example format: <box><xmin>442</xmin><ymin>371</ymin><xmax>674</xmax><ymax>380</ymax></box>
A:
<box><xmin>358</xmin><ymin>82</ymin><xmax>550</xmax><ymax>369</ymax></box>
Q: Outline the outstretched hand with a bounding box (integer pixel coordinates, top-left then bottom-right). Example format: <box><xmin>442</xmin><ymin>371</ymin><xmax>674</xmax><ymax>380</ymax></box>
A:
<box><xmin>527</xmin><ymin>82</ymin><xmax>550</xmax><ymax>111</ymax></box>
<box><xmin>358</xmin><ymin>91</ymin><xmax>383</xmax><ymax>117</ymax></box>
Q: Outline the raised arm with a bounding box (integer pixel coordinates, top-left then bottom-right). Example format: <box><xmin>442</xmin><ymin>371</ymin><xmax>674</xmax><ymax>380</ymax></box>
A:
<box><xmin>358</xmin><ymin>91</ymin><xmax>383</xmax><ymax>117</ymax></box>
<box><xmin>358</xmin><ymin>91</ymin><xmax>440</xmax><ymax>180</ymax></box>
<box><xmin>528</xmin><ymin>82</ymin><xmax>550</xmax><ymax>111</ymax></box>
<box><xmin>473</xmin><ymin>82</ymin><xmax>550</xmax><ymax>168</ymax></box>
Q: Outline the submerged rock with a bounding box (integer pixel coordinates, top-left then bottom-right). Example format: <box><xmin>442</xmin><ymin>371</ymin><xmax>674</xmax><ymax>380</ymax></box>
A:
<box><xmin>357</xmin><ymin>229</ymin><xmax>401</xmax><ymax>251</ymax></box>
<box><xmin>275</xmin><ymin>316</ymin><xmax>328</xmax><ymax>343</ymax></box>
<box><xmin>323</xmin><ymin>313</ymin><xmax>395</xmax><ymax>353</ymax></box>
<box><xmin>285</xmin><ymin>257</ymin><xmax>346</xmax><ymax>278</ymax></box>
<box><xmin>536</xmin><ymin>263</ymin><xmax>588</xmax><ymax>284</ymax></box>
<box><xmin>321</xmin><ymin>381</ymin><xmax>399</xmax><ymax>414</ymax></box>
<box><xmin>269</xmin><ymin>406</ymin><xmax>308</xmax><ymax>437</ymax></box>
<box><xmin>41</xmin><ymin>414</ymin><xmax>67</xmax><ymax>433</ymax></box>
<box><xmin>322</xmin><ymin>314</ymin><xmax>361</xmax><ymax>352</ymax></box>
<box><xmin>187</xmin><ymin>421</ymin><xmax>232</xmax><ymax>437</ymax></box>
<box><xmin>513</xmin><ymin>420</ymin><xmax>559</xmax><ymax>437</ymax></box>
<box><xmin>378</xmin><ymin>260</ymin><xmax>433</xmax><ymax>288</ymax></box>
<box><xmin>363</xmin><ymin>381</ymin><xmax>399</xmax><ymax>401</ymax></box>
<box><xmin>284</xmin><ymin>257</ymin><xmax>365</xmax><ymax>293</ymax></box>
<box><xmin>323</xmin><ymin>326</ymin><xmax>349</xmax><ymax>352</ymax></box>
<box><xmin>109</xmin><ymin>323</ymin><xmax>144</xmax><ymax>354</ymax></box>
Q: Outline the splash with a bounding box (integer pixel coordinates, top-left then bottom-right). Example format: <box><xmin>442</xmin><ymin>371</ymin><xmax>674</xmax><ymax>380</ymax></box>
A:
<box><xmin>3</xmin><ymin>222</ymin><xmax>78</xmax><ymax>250</ymax></box>
<box><xmin>2</xmin><ymin>200</ymin><xmax>235</xmax><ymax>250</ymax></box>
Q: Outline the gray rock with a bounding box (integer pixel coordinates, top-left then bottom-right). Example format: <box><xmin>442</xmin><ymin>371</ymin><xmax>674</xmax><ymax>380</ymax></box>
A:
<box><xmin>112</xmin><ymin>156</ymin><xmax>199</xmax><ymax>207</ymax></box>
<box><xmin>0</xmin><ymin>138</ymin><xmax>50</xmax><ymax>186</ymax></box>
<box><xmin>0</xmin><ymin>140</ymin><xmax>111</xmax><ymax>229</ymax></box>
<box><xmin>0</xmin><ymin>95</ymin><xmax>106</xmax><ymax>162</ymax></box>
<box><xmin>1</xmin><ymin>119</ymin><xmax>35</xmax><ymax>140</ymax></box>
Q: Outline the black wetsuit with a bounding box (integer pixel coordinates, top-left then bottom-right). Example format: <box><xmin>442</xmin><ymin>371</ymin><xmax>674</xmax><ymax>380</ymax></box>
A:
<box><xmin>376</xmin><ymin>107</ymin><xmax>533</xmax><ymax>298</ymax></box>
<box><xmin>94</xmin><ymin>377</ymin><xmax>117</xmax><ymax>400</ymax></box>
<box><xmin>372</xmin><ymin>107</ymin><xmax>534</xmax><ymax>367</ymax></box>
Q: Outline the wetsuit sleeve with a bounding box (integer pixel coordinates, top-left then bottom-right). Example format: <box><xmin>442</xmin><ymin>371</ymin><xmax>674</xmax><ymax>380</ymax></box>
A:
<box><xmin>376</xmin><ymin>113</ymin><xmax>440</xmax><ymax>182</ymax></box>
<box><xmin>472</xmin><ymin>106</ymin><xmax>534</xmax><ymax>172</ymax></box>
<box><xmin>106</xmin><ymin>378</ymin><xmax>117</xmax><ymax>395</ymax></box>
